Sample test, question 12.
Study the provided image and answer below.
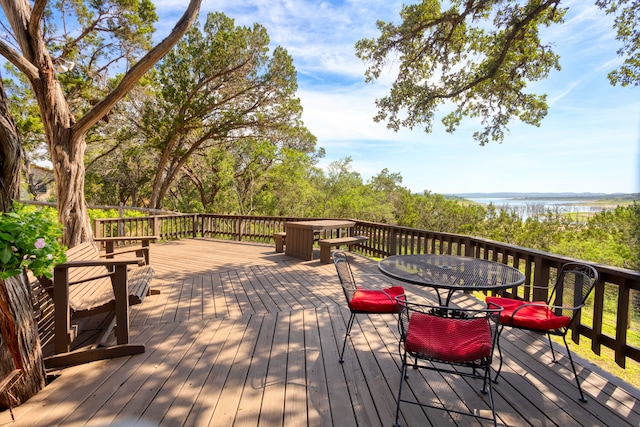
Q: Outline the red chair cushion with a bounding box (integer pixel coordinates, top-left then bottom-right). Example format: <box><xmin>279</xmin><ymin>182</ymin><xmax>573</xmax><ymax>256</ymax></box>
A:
<box><xmin>486</xmin><ymin>296</ymin><xmax>571</xmax><ymax>330</ymax></box>
<box><xmin>404</xmin><ymin>313</ymin><xmax>492</xmax><ymax>363</ymax></box>
<box><xmin>349</xmin><ymin>286</ymin><xmax>405</xmax><ymax>313</ymax></box>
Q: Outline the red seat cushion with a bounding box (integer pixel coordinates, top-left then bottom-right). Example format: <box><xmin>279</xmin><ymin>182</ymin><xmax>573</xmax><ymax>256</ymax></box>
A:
<box><xmin>349</xmin><ymin>286</ymin><xmax>405</xmax><ymax>313</ymax></box>
<box><xmin>404</xmin><ymin>313</ymin><xmax>492</xmax><ymax>363</ymax></box>
<box><xmin>486</xmin><ymin>296</ymin><xmax>571</xmax><ymax>330</ymax></box>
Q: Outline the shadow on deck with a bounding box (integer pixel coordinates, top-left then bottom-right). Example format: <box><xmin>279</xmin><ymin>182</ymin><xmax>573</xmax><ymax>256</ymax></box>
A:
<box><xmin>2</xmin><ymin>238</ymin><xmax>639</xmax><ymax>426</ymax></box>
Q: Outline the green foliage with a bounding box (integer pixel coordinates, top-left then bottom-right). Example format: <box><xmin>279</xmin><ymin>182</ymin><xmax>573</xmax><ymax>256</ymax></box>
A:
<box><xmin>596</xmin><ymin>0</ymin><xmax>640</xmax><ymax>86</ymax></box>
<box><xmin>2</xmin><ymin>69</ymin><xmax>46</xmax><ymax>163</ymax></box>
<box><xmin>46</xmin><ymin>0</ymin><xmax>158</xmax><ymax>101</ymax></box>
<box><xmin>88</xmin><ymin>209</ymin><xmax>146</xmax><ymax>221</ymax></box>
<box><xmin>355</xmin><ymin>0</ymin><xmax>565</xmax><ymax>144</ymax></box>
<box><xmin>402</xmin><ymin>192</ymin><xmax>486</xmax><ymax>234</ymax></box>
<box><xmin>255</xmin><ymin>148</ymin><xmax>324</xmax><ymax>217</ymax></box>
<box><xmin>0</xmin><ymin>204</ymin><xmax>66</xmax><ymax>279</ymax></box>
<box><xmin>355</xmin><ymin>0</ymin><xmax>639</xmax><ymax>143</ymax></box>
<box><xmin>551</xmin><ymin>203</ymin><xmax>640</xmax><ymax>270</ymax></box>
<box><xmin>133</xmin><ymin>12</ymin><xmax>315</xmax><ymax>209</ymax></box>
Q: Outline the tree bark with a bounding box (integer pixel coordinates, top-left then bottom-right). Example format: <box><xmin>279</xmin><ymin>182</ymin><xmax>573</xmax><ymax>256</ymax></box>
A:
<box><xmin>0</xmin><ymin>273</ymin><xmax>46</xmax><ymax>408</ymax></box>
<box><xmin>0</xmin><ymin>61</ymin><xmax>45</xmax><ymax>410</ymax></box>
<box><xmin>0</xmin><ymin>76</ymin><xmax>21</xmax><ymax>211</ymax></box>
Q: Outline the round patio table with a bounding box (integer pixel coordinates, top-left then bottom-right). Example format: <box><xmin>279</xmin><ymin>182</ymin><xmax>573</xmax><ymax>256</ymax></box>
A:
<box><xmin>378</xmin><ymin>254</ymin><xmax>525</xmax><ymax>306</ymax></box>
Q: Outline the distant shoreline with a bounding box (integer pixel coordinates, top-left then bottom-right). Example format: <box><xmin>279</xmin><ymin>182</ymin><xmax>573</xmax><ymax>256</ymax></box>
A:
<box><xmin>446</xmin><ymin>193</ymin><xmax>638</xmax><ymax>215</ymax></box>
<box><xmin>447</xmin><ymin>192</ymin><xmax>639</xmax><ymax>200</ymax></box>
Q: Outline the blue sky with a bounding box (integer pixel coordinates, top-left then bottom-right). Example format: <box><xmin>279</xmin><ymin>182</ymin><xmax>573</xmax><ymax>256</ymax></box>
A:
<box><xmin>155</xmin><ymin>0</ymin><xmax>639</xmax><ymax>195</ymax></box>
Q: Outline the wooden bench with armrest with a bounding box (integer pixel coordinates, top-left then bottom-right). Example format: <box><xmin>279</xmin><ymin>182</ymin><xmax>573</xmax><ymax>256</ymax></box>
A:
<box><xmin>38</xmin><ymin>240</ymin><xmax>155</xmax><ymax>368</ymax></box>
<box><xmin>319</xmin><ymin>235</ymin><xmax>368</xmax><ymax>264</ymax></box>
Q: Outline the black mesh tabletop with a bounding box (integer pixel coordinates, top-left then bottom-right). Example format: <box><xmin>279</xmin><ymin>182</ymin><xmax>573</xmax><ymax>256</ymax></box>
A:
<box><xmin>378</xmin><ymin>254</ymin><xmax>525</xmax><ymax>305</ymax></box>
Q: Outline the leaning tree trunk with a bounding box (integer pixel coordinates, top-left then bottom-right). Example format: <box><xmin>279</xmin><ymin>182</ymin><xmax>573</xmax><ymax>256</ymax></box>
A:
<box><xmin>0</xmin><ymin>272</ymin><xmax>47</xmax><ymax>408</ymax></box>
<box><xmin>0</xmin><ymin>69</ymin><xmax>45</xmax><ymax>409</ymax></box>
<box><xmin>0</xmin><ymin>75</ymin><xmax>20</xmax><ymax>212</ymax></box>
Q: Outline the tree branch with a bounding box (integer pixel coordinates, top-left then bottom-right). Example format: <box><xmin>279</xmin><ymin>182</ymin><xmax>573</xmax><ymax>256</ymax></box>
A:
<box><xmin>0</xmin><ymin>39</ymin><xmax>38</xmax><ymax>80</ymax></box>
<box><xmin>72</xmin><ymin>0</ymin><xmax>202</xmax><ymax>137</ymax></box>
<box><xmin>29</xmin><ymin>0</ymin><xmax>46</xmax><ymax>41</ymax></box>
<box><xmin>441</xmin><ymin>0</ymin><xmax>560</xmax><ymax>99</ymax></box>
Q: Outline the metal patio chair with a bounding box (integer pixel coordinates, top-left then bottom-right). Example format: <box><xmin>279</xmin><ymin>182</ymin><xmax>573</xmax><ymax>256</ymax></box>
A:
<box><xmin>393</xmin><ymin>298</ymin><xmax>503</xmax><ymax>426</ymax></box>
<box><xmin>486</xmin><ymin>262</ymin><xmax>598</xmax><ymax>402</ymax></box>
<box><xmin>332</xmin><ymin>251</ymin><xmax>405</xmax><ymax>363</ymax></box>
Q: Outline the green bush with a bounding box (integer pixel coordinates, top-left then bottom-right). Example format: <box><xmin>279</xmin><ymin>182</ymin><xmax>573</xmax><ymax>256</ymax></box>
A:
<box><xmin>0</xmin><ymin>203</ymin><xmax>66</xmax><ymax>279</ymax></box>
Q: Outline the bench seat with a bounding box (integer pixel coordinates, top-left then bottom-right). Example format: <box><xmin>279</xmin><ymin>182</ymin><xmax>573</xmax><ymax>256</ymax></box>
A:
<box><xmin>319</xmin><ymin>235</ymin><xmax>368</xmax><ymax>264</ymax></box>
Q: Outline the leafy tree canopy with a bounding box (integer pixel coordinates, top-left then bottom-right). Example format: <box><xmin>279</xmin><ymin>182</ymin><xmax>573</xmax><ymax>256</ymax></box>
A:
<box><xmin>140</xmin><ymin>12</ymin><xmax>316</xmax><ymax>209</ymax></box>
<box><xmin>356</xmin><ymin>0</ymin><xmax>639</xmax><ymax>145</ymax></box>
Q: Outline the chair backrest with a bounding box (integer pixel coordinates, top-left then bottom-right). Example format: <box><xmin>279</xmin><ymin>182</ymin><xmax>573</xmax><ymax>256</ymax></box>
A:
<box><xmin>332</xmin><ymin>251</ymin><xmax>357</xmax><ymax>303</ymax></box>
<box><xmin>397</xmin><ymin>299</ymin><xmax>502</xmax><ymax>366</ymax></box>
<box><xmin>548</xmin><ymin>262</ymin><xmax>599</xmax><ymax>321</ymax></box>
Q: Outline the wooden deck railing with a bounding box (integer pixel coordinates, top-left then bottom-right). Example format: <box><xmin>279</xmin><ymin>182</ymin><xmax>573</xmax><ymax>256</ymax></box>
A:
<box><xmin>94</xmin><ymin>213</ymin><xmax>640</xmax><ymax>369</ymax></box>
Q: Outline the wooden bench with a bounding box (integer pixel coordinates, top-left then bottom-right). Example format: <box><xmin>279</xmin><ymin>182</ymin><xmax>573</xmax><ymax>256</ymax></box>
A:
<box><xmin>274</xmin><ymin>231</ymin><xmax>322</xmax><ymax>253</ymax></box>
<box><xmin>39</xmin><ymin>240</ymin><xmax>155</xmax><ymax>368</ymax></box>
<box><xmin>319</xmin><ymin>235</ymin><xmax>368</xmax><ymax>264</ymax></box>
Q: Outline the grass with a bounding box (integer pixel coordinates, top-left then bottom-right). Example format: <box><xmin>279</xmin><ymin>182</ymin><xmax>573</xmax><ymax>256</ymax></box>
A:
<box><xmin>567</xmin><ymin>337</ymin><xmax>640</xmax><ymax>389</ymax></box>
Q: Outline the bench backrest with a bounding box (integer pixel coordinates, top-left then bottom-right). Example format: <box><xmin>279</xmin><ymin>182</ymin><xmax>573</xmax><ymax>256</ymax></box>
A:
<box><xmin>59</xmin><ymin>242</ymin><xmax>116</xmax><ymax>314</ymax></box>
<box><xmin>33</xmin><ymin>242</ymin><xmax>114</xmax><ymax>349</ymax></box>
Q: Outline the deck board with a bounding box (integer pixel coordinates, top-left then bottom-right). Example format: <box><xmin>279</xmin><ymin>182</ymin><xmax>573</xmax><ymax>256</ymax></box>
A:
<box><xmin>2</xmin><ymin>238</ymin><xmax>639</xmax><ymax>426</ymax></box>
<box><xmin>258</xmin><ymin>311</ymin><xmax>290</xmax><ymax>427</ymax></box>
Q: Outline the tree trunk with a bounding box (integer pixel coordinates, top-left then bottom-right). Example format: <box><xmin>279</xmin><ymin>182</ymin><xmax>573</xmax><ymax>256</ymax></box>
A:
<box><xmin>0</xmin><ymin>76</ymin><xmax>20</xmax><ymax>212</ymax></box>
<box><xmin>0</xmin><ymin>273</ymin><xmax>46</xmax><ymax>408</ymax></box>
<box><xmin>0</xmin><ymin>65</ymin><xmax>45</xmax><ymax>409</ymax></box>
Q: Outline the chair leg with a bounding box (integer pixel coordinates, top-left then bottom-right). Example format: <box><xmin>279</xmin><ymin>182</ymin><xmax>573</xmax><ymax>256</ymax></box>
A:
<box><xmin>393</xmin><ymin>353</ymin><xmax>408</xmax><ymax>427</ymax></box>
<box><xmin>339</xmin><ymin>312</ymin><xmax>356</xmax><ymax>363</ymax></box>
<box><xmin>493</xmin><ymin>324</ymin><xmax>505</xmax><ymax>383</ymax></box>
<box><xmin>548</xmin><ymin>333</ymin><xmax>558</xmax><ymax>363</ymax></box>
<box><xmin>481</xmin><ymin>366</ymin><xmax>498</xmax><ymax>427</ymax></box>
<box><xmin>562</xmin><ymin>335</ymin><xmax>588</xmax><ymax>402</ymax></box>
<box><xmin>481</xmin><ymin>364</ymin><xmax>491</xmax><ymax>394</ymax></box>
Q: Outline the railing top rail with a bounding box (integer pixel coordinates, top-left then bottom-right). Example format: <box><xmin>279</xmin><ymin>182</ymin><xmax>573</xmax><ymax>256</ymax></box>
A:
<box><xmin>93</xmin><ymin>213</ymin><xmax>640</xmax><ymax>277</ymax></box>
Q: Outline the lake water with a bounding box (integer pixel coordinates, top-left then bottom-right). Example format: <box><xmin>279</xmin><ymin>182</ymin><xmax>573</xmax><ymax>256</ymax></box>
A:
<box><xmin>467</xmin><ymin>197</ymin><xmax>607</xmax><ymax>219</ymax></box>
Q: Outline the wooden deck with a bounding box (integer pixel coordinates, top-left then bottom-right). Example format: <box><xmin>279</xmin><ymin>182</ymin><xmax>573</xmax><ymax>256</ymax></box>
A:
<box><xmin>2</xmin><ymin>238</ymin><xmax>639</xmax><ymax>426</ymax></box>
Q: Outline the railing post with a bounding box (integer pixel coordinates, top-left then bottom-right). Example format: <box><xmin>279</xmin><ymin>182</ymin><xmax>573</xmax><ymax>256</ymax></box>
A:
<box><xmin>464</xmin><ymin>237</ymin><xmax>474</xmax><ymax>257</ymax></box>
<box><xmin>192</xmin><ymin>214</ymin><xmax>198</xmax><ymax>238</ymax></box>
<box><xmin>532</xmin><ymin>258</ymin><xmax>551</xmax><ymax>301</ymax></box>
<box><xmin>389</xmin><ymin>228</ymin><xmax>398</xmax><ymax>256</ymax></box>
<box><xmin>237</xmin><ymin>217</ymin><xmax>243</xmax><ymax>241</ymax></box>
<box><xmin>117</xmin><ymin>203</ymin><xmax>125</xmax><ymax>237</ymax></box>
<box><xmin>152</xmin><ymin>217</ymin><xmax>159</xmax><ymax>239</ymax></box>
<box><xmin>615</xmin><ymin>279</ymin><xmax>631</xmax><ymax>368</ymax></box>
